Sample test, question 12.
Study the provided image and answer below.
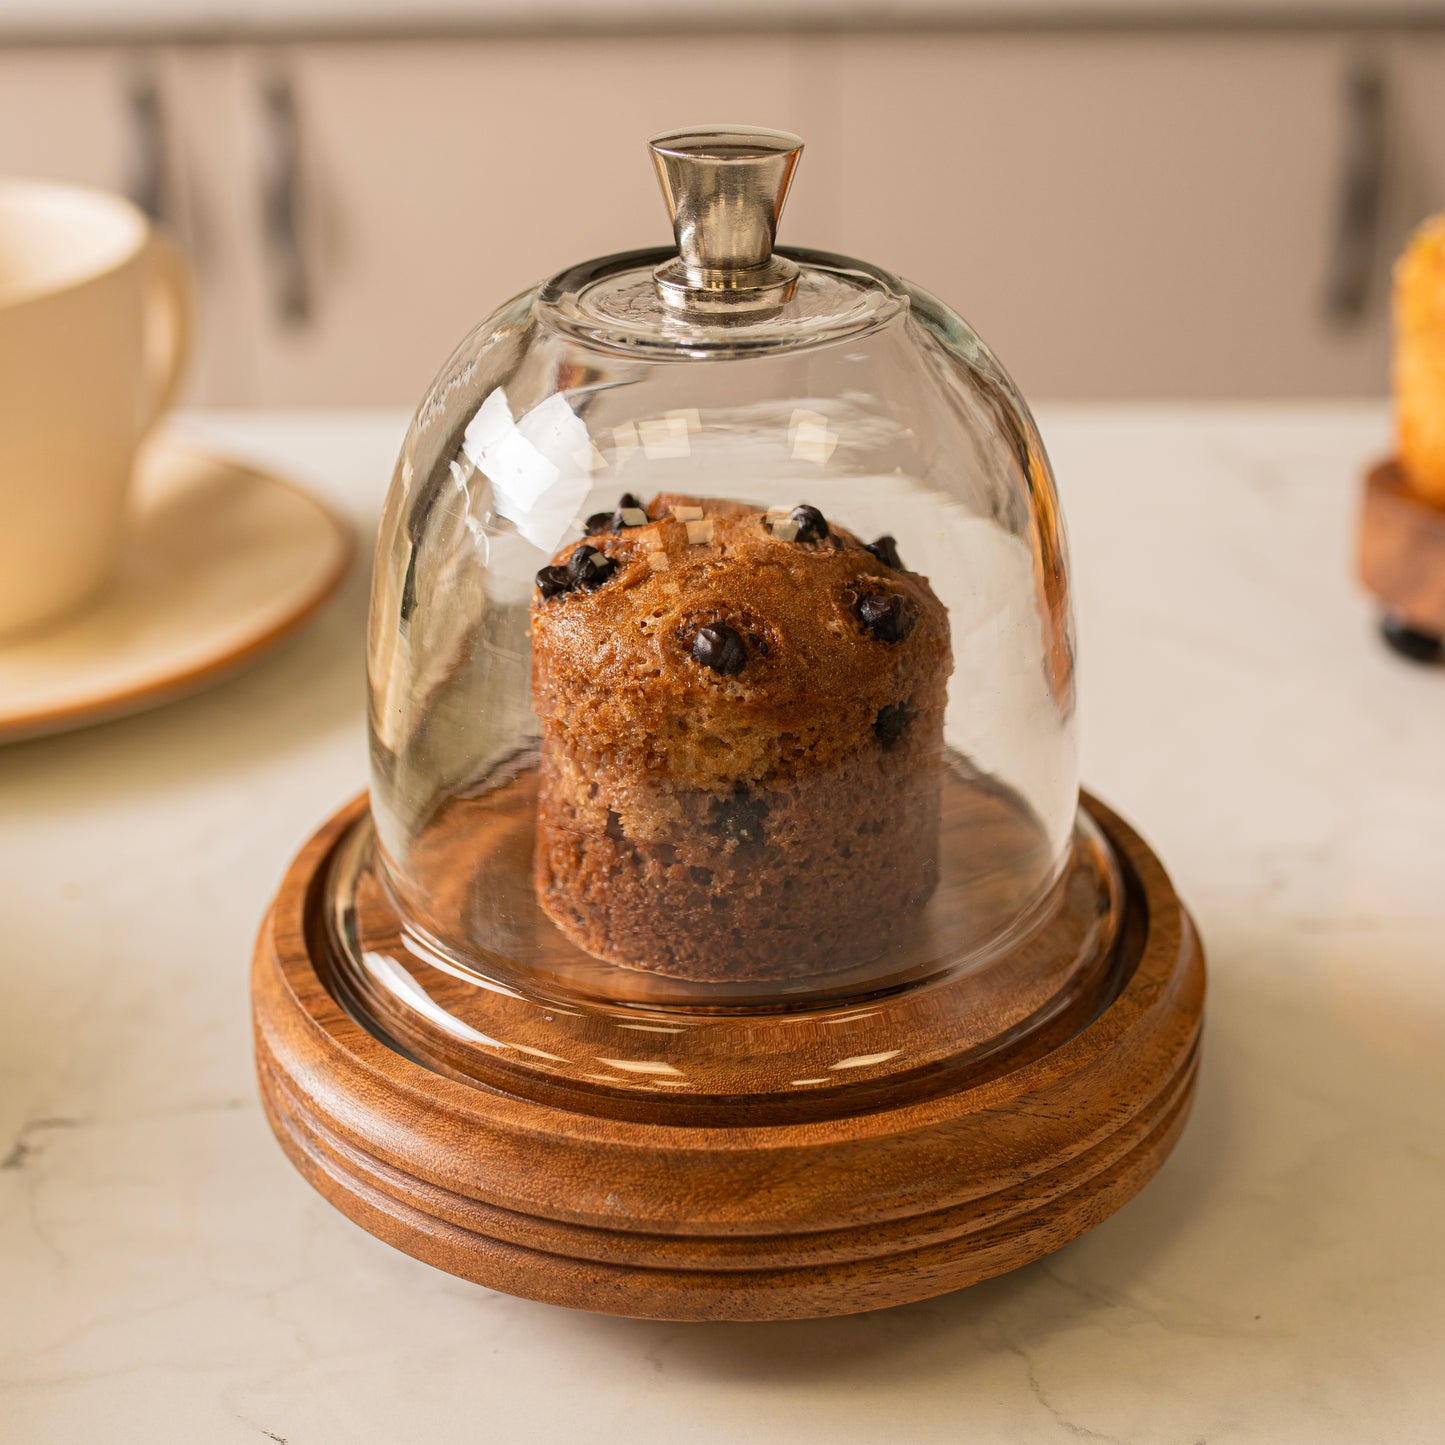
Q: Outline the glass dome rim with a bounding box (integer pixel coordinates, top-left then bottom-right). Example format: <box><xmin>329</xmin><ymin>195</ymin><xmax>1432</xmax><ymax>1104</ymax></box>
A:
<box><xmin>324</xmin><ymin>798</ymin><xmax>1122</xmax><ymax>1120</ymax></box>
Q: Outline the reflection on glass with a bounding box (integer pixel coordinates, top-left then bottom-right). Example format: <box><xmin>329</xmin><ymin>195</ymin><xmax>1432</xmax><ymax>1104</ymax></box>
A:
<box><xmin>352</xmin><ymin>239</ymin><xmax>1085</xmax><ymax>1119</ymax></box>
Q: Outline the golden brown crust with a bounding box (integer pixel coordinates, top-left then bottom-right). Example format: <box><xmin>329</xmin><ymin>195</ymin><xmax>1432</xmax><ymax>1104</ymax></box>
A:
<box><xmin>530</xmin><ymin>495</ymin><xmax>952</xmax><ymax>790</ymax></box>
<box><xmin>1395</xmin><ymin>214</ymin><xmax>1445</xmax><ymax>507</ymax></box>
<box><xmin>529</xmin><ymin>493</ymin><xmax>953</xmax><ymax>980</ymax></box>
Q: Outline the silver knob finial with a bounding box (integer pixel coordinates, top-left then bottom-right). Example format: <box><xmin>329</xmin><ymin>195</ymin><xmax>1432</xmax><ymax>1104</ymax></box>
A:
<box><xmin>648</xmin><ymin>125</ymin><xmax>803</xmax><ymax>314</ymax></box>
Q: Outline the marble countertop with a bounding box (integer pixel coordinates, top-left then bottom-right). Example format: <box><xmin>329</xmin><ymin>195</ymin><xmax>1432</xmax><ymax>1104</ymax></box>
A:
<box><xmin>2</xmin><ymin>404</ymin><xmax>1442</xmax><ymax>1444</ymax></box>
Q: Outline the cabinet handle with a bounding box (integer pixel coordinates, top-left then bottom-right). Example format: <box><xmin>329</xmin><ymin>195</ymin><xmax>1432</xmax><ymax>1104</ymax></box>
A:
<box><xmin>123</xmin><ymin>58</ymin><xmax>168</xmax><ymax>223</ymax></box>
<box><xmin>1324</xmin><ymin>56</ymin><xmax>1388</xmax><ymax>327</ymax></box>
<box><xmin>259</xmin><ymin>69</ymin><xmax>310</xmax><ymax>327</ymax></box>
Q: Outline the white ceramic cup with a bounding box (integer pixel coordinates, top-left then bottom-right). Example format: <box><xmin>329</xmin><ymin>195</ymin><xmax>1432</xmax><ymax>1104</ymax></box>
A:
<box><xmin>0</xmin><ymin>180</ymin><xmax>192</xmax><ymax>639</ymax></box>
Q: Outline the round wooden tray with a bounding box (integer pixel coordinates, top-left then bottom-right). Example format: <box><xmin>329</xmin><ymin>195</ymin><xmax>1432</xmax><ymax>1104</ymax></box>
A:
<box><xmin>253</xmin><ymin>791</ymin><xmax>1204</xmax><ymax>1322</ymax></box>
<box><xmin>1358</xmin><ymin>458</ymin><xmax>1445</xmax><ymax>661</ymax></box>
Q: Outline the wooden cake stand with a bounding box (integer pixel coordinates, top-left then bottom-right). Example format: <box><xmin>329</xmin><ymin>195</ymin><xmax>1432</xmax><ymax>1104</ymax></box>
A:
<box><xmin>253</xmin><ymin>790</ymin><xmax>1204</xmax><ymax>1322</ymax></box>
<box><xmin>1359</xmin><ymin>459</ymin><xmax>1445</xmax><ymax>663</ymax></box>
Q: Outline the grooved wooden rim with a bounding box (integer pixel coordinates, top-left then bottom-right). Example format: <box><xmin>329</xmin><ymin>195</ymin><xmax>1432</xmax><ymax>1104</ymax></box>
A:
<box><xmin>252</xmin><ymin>791</ymin><xmax>1205</xmax><ymax>1321</ymax></box>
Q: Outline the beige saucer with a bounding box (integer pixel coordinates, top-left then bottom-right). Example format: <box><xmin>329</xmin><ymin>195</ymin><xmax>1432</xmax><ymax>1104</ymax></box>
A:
<box><xmin>0</xmin><ymin>435</ymin><xmax>352</xmax><ymax>743</ymax></box>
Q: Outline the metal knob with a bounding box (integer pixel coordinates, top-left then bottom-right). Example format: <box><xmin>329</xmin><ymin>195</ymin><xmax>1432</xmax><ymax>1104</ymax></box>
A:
<box><xmin>648</xmin><ymin>125</ymin><xmax>803</xmax><ymax>315</ymax></box>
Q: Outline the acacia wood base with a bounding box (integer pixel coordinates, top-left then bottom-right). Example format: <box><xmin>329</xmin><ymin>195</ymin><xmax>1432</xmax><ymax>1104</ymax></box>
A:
<box><xmin>252</xmin><ymin>792</ymin><xmax>1205</xmax><ymax>1321</ymax></box>
<box><xmin>1359</xmin><ymin>458</ymin><xmax>1445</xmax><ymax>639</ymax></box>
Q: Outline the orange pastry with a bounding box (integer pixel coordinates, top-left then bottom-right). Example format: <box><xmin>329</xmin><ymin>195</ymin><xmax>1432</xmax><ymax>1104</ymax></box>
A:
<box><xmin>1395</xmin><ymin>213</ymin><xmax>1445</xmax><ymax>507</ymax></box>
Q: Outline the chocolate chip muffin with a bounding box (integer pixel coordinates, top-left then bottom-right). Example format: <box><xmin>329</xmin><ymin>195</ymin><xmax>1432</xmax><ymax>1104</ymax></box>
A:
<box><xmin>529</xmin><ymin>493</ymin><xmax>953</xmax><ymax>982</ymax></box>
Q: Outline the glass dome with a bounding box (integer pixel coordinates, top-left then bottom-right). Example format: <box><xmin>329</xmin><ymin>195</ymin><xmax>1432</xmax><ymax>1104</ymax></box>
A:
<box><xmin>334</xmin><ymin>126</ymin><xmax>1105</xmax><ymax>1117</ymax></box>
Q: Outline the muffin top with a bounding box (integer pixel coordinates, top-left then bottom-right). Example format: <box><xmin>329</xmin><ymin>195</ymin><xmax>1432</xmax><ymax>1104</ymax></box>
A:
<box><xmin>530</xmin><ymin>493</ymin><xmax>952</xmax><ymax>789</ymax></box>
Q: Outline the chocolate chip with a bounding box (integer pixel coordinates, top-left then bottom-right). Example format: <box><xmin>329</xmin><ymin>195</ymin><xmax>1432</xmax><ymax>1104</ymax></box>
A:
<box><xmin>692</xmin><ymin>623</ymin><xmax>748</xmax><ymax>675</ymax></box>
<box><xmin>857</xmin><ymin>593</ymin><xmax>916</xmax><ymax>643</ymax></box>
<box><xmin>712</xmin><ymin>792</ymin><xmax>768</xmax><ymax>845</ymax></box>
<box><xmin>566</xmin><ymin>546</ymin><xmax>617</xmax><ymax>590</ymax></box>
<box><xmin>689</xmin><ymin>865</ymin><xmax>713</xmax><ymax>886</ymax></box>
<box><xmin>790</xmin><ymin>504</ymin><xmax>829</xmax><ymax>543</ymax></box>
<box><xmin>585</xmin><ymin>494</ymin><xmax>647</xmax><ymax>534</ymax></box>
<box><xmin>874</xmin><ymin>701</ymin><xmax>913</xmax><ymax>746</ymax></box>
<box><xmin>866</xmin><ymin>534</ymin><xmax>903</xmax><ymax>570</ymax></box>
<box><xmin>535</xmin><ymin>564</ymin><xmax>571</xmax><ymax>600</ymax></box>
<box><xmin>537</xmin><ymin>549</ymin><xmax>615</xmax><ymax>600</ymax></box>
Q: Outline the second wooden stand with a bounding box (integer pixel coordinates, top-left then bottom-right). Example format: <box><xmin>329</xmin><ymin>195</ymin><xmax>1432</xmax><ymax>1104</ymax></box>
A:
<box><xmin>1359</xmin><ymin>459</ymin><xmax>1445</xmax><ymax>661</ymax></box>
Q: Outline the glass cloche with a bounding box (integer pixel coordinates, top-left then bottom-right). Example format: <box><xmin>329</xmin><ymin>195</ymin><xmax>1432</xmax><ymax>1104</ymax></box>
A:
<box><xmin>334</xmin><ymin>125</ymin><xmax>1106</xmax><ymax>1112</ymax></box>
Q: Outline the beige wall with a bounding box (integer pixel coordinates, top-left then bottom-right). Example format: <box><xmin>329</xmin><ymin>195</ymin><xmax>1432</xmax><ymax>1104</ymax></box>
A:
<box><xmin>0</xmin><ymin>28</ymin><xmax>1440</xmax><ymax>404</ymax></box>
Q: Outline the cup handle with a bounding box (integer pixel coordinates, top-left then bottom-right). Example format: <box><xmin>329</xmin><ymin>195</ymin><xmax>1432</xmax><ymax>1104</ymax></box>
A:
<box><xmin>141</xmin><ymin>227</ymin><xmax>194</xmax><ymax>428</ymax></box>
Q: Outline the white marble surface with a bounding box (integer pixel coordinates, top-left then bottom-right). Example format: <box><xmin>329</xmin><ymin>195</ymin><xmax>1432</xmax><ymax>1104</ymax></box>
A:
<box><xmin>2</xmin><ymin>404</ymin><xmax>1442</xmax><ymax>1445</ymax></box>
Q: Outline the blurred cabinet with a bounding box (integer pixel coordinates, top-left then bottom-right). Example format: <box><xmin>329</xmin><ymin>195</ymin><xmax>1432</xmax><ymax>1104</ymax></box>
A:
<box><xmin>824</xmin><ymin>30</ymin><xmax>1402</xmax><ymax>399</ymax></box>
<box><xmin>0</xmin><ymin>45</ymin><xmax>249</xmax><ymax>404</ymax></box>
<box><xmin>0</xmin><ymin>29</ymin><xmax>1442</xmax><ymax>404</ymax></box>
<box><xmin>213</xmin><ymin>36</ymin><xmax>820</xmax><ymax>408</ymax></box>
<box><xmin>0</xmin><ymin>48</ymin><xmax>127</xmax><ymax>186</ymax></box>
<box><xmin>1397</xmin><ymin>34</ymin><xmax>1445</xmax><ymax>235</ymax></box>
